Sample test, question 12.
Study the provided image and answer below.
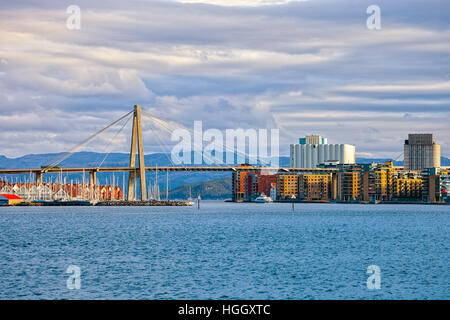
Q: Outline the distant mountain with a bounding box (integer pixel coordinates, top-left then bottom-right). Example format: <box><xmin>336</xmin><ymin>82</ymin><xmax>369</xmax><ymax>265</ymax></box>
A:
<box><xmin>355</xmin><ymin>157</ymin><xmax>450</xmax><ymax>166</ymax></box>
<box><xmin>0</xmin><ymin>152</ymin><xmax>288</xmax><ymax>169</ymax></box>
<box><xmin>169</xmin><ymin>178</ymin><xmax>232</xmax><ymax>200</ymax></box>
<box><xmin>5</xmin><ymin>151</ymin><xmax>449</xmax><ymax>170</ymax></box>
<box><xmin>356</xmin><ymin>158</ymin><xmax>403</xmax><ymax>165</ymax></box>
<box><xmin>440</xmin><ymin>157</ymin><xmax>450</xmax><ymax>166</ymax></box>
<box><xmin>0</xmin><ymin>152</ymin><xmax>171</xmax><ymax>169</ymax></box>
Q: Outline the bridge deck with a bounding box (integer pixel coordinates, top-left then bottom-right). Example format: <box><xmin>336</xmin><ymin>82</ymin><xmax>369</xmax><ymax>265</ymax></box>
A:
<box><xmin>2</xmin><ymin>166</ymin><xmax>446</xmax><ymax>175</ymax></box>
<box><xmin>0</xmin><ymin>166</ymin><xmax>340</xmax><ymax>174</ymax></box>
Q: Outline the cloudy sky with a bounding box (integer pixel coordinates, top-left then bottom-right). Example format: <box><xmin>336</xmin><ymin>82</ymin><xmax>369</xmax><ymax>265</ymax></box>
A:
<box><xmin>0</xmin><ymin>0</ymin><xmax>449</xmax><ymax>158</ymax></box>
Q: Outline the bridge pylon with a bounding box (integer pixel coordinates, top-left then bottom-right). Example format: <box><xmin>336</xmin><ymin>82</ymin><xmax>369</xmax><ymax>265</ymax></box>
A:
<box><xmin>127</xmin><ymin>105</ymin><xmax>147</xmax><ymax>201</ymax></box>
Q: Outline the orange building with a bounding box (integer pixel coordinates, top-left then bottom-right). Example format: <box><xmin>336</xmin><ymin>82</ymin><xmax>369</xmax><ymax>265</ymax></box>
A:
<box><xmin>232</xmin><ymin>164</ymin><xmax>254</xmax><ymax>202</ymax></box>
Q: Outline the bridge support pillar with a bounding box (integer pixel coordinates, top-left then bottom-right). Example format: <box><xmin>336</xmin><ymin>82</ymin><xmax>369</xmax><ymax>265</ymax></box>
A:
<box><xmin>127</xmin><ymin>105</ymin><xmax>147</xmax><ymax>201</ymax></box>
<box><xmin>35</xmin><ymin>171</ymin><xmax>43</xmax><ymax>185</ymax></box>
<box><xmin>127</xmin><ymin>170</ymin><xmax>136</xmax><ymax>200</ymax></box>
<box><xmin>89</xmin><ymin>171</ymin><xmax>97</xmax><ymax>186</ymax></box>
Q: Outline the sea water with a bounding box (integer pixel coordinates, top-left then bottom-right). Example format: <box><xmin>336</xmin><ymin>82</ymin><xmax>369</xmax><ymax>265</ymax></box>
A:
<box><xmin>0</xmin><ymin>202</ymin><xmax>448</xmax><ymax>299</ymax></box>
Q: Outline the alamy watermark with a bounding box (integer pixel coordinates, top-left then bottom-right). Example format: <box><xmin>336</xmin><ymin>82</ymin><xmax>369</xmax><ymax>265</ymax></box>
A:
<box><xmin>171</xmin><ymin>121</ymin><xmax>279</xmax><ymax>168</ymax></box>
<box><xmin>66</xmin><ymin>5</ymin><xmax>81</xmax><ymax>30</ymax></box>
<box><xmin>366</xmin><ymin>265</ymin><xmax>381</xmax><ymax>290</ymax></box>
<box><xmin>66</xmin><ymin>265</ymin><xmax>81</xmax><ymax>290</ymax></box>
<box><xmin>367</xmin><ymin>5</ymin><xmax>381</xmax><ymax>30</ymax></box>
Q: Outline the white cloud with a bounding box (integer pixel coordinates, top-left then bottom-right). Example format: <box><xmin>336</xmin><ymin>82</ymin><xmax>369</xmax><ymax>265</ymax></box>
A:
<box><xmin>336</xmin><ymin>81</ymin><xmax>450</xmax><ymax>94</ymax></box>
<box><xmin>0</xmin><ymin>0</ymin><xmax>449</xmax><ymax>158</ymax></box>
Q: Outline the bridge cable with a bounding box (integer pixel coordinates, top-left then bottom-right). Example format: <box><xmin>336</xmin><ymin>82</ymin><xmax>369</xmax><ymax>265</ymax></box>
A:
<box><xmin>146</xmin><ymin>119</ymin><xmax>176</xmax><ymax>167</ymax></box>
<box><xmin>141</xmin><ymin>111</ymin><xmax>221</xmax><ymax>166</ymax></box>
<box><xmin>146</xmin><ymin>110</ymin><xmax>268</xmax><ymax>166</ymax></box>
<box><xmin>44</xmin><ymin>110</ymin><xmax>134</xmax><ymax>171</ymax></box>
<box><xmin>394</xmin><ymin>152</ymin><xmax>404</xmax><ymax>162</ymax></box>
<box><xmin>96</xmin><ymin>113</ymin><xmax>133</xmax><ymax>169</ymax></box>
<box><xmin>141</xmin><ymin>110</ymin><xmax>269</xmax><ymax>166</ymax></box>
<box><xmin>142</xmin><ymin>111</ymin><xmax>233</xmax><ymax>166</ymax></box>
<box><xmin>141</xmin><ymin>111</ymin><xmax>231</xmax><ymax>166</ymax></box>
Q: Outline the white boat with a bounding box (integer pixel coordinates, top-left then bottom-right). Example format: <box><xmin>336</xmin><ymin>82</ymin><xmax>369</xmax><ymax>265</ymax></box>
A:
<box><xmin>187</xmin><ymin>185</ymin><xmax>195</xmax><ymax>205</ymax></box>
<box><xmin>254</xmin><ymin>194</ymin><xmax>273</xmax><ymax>203</ymax></box>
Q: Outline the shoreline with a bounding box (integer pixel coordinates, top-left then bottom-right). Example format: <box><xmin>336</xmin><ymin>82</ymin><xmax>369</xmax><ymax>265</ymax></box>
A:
<box><xmin>2</xmin><ymin>200</ymin><xmax>193</xmax><ymax>207</ymax></box>
<box><xmin>2</xmin><ymin>199</ymin><xmax>449</xmax><ymax>207</ymax></box>
<box><xmin>236</xmin><ymin>200</ymin><xmax>450</xmax><ymax>205</ymax></box>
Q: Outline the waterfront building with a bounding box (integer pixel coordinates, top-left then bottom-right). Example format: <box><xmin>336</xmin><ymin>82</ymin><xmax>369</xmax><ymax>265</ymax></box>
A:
<box><xmin>361</xmin><ymin>162</ymin><xmax>394</xmax><ymax>202</ymax></box>
<box><xmin>298</xmin><ymin>174</ymin><xmax>331</xmax><ymax>201</ymax></box>
<box><xmin>290</xmin><ymin>135</ymin><xmax>355</xmax><ymax>168</ymax></box>
<box><xmin>421</xmin><ymin>167</ymin><xmax>449</xmax><ymax>203</ymax></box>
<box><xmin>404</xmin><ymin>134</ymin><xmax>440</xmax><ymax>170</ymax></box>
<box><xmin>257</xmin><ymin>174</ymin><xmax>277</xmax><ymax>199</ymax></box>
<box><xmin>337</xmin><ymin>167</ymin><xmax>361</xmax><ymax>202</ymax></box>
<box><xmin>244</xmin><ymin>173</ymin><xmax>259</xmax><ymax>202</ymax></box>
<box><xmin>393</xmin><ymin>170</ymin><xmax>423</xmax><ymax>200</ymax></box>
<box><xmin>230</xmin><ymin>162</ymin><xmax>449</xmax><ymax>204</ymax></box>
<box><xmin>270</xmin><ymin>184</ymin><xmax>277</xmax><ymax>201</ymax></box>
<box><xmin>231</xmin><ymin>164</ymin><xmax>253</xmax><ymax>202</ymax></box>
<box><xmin>395</xmin><ymin>178</ymin><xmax>422</xmax><ymax>199</ymax></box>
<box><xmin>276</xmin><ymin>174</ymin><xmax>299</xmax><ymax>200</ymax></box>
<box><xmin>441</xmin><ymin>174</ymin><xmax>450</xmax><ymax>203</ymax></box>
<box><xmin>243</xmin><ymin>173</ymin><xmax>278</xmax><ymax>201</ymax></box>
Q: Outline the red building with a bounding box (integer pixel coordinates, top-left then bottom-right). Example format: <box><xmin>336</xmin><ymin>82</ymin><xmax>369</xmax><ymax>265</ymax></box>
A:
<box><xmin>238</xmin><ymin>172</ymin><xmax>277</xmax><ymax>202</ymax></box>
<box><xmin>257</xmin><ymin>174</ymin><xmax>277</xmax><ymax>197</ymax></box>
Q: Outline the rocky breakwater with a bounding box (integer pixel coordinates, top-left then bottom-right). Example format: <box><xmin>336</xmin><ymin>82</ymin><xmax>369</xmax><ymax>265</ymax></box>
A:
<box><xmin>95</xmin><ymin>200</ymin><xmax>193</xmax><ymax>206</ymax></box>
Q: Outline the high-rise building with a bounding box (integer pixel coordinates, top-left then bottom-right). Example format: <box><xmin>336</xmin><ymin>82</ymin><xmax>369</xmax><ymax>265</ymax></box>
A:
<box><xmin>290</xmin><ymin>135</ymin><xmax>355</xmax><ymax>168</ymax></box>
<box><xmin>404</xmin><ymin>134</ymin><xmax>440</xmax><ymax>170</ymax></box>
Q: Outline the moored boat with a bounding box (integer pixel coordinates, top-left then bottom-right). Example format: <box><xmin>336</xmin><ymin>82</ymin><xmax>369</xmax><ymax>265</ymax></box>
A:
<box><xmin>254</xmin><ymin>194</ymin><xmax>273</xmax><ymax>203</ymax></box>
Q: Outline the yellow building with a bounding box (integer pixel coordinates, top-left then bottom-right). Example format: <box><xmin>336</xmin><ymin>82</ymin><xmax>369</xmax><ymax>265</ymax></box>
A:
<box><xmin>395</xmin><ymin>179</ymin><xmax>422</xmax><ymax>198</ymax></box>
<box><xmin>277</xmin><ymin>174</ymin><xmax>299</xmax><ymax>200</ymax></box>
<box><xmin>299</xmin><ymin>174</ymin><xmax>331</xmax><ymax>200</ymax></box>
<box><xmin>362</xmin><ymin>162</ymin><xmax>394</xmax><ymax>202</ymax></box>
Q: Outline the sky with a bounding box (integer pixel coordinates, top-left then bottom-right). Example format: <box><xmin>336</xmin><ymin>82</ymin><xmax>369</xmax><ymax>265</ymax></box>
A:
<box><xmin>0</xmin><ymin>0</ymin><xmax>449</xmax><ymax>159</ymax></box>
